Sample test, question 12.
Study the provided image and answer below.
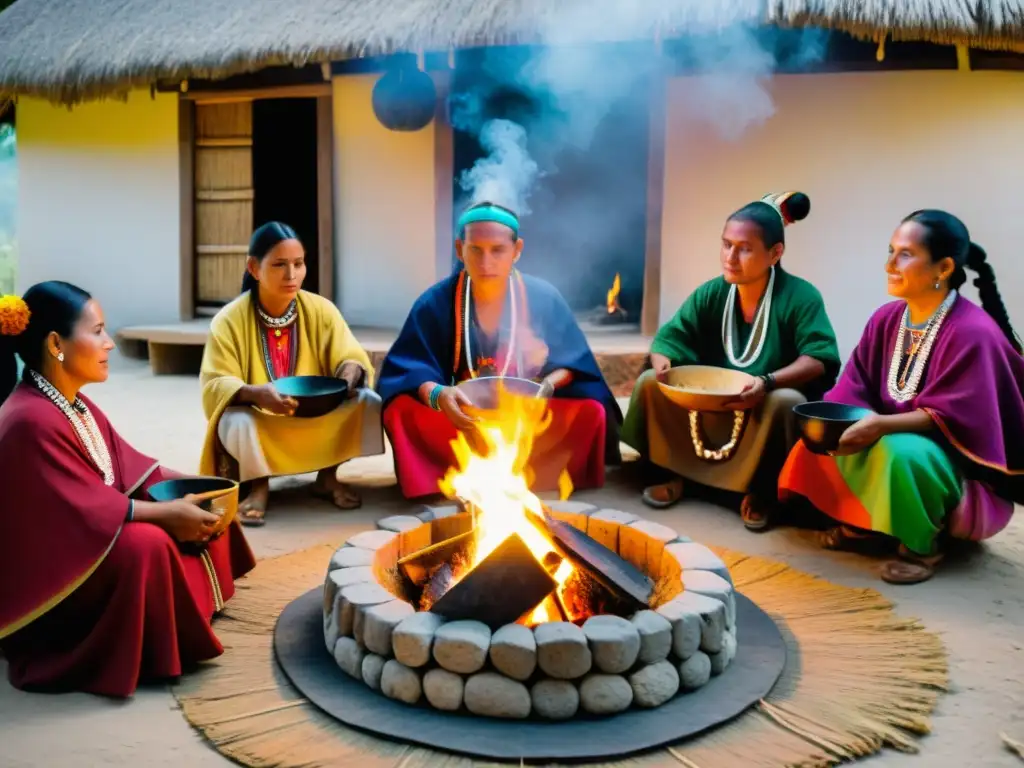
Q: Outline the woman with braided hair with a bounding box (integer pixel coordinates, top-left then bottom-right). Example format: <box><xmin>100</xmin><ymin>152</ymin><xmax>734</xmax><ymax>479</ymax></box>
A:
<box><xmin>779</xmin><ymin>210</ymin><xmax>1024</xmax><ymax>584</ymax></box>
<box><xmin>622</xmin><ymin>191</ymin><xmax>841</xmax><ymax>530</ymax></box>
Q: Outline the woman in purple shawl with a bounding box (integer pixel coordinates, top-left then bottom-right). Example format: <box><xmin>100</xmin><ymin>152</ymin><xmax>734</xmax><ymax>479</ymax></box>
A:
<box><xmin>779</xmin><ymin>210</ymin><xmax>1023</xmax><ymax>584</ymax></box>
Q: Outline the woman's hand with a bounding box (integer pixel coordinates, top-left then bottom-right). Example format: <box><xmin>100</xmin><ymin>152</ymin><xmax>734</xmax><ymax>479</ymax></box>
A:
<box><xmin>160</xmin><ymin>497</ymin><xmax>221</xmax><ymax>543</ymax></box>
<box><xmin>437</xmin><ymin>386</ymin><xmax>477</xmax><ymax>431</ymax></box>
<box><xmin>337</xmin><ymin>361</ymin><xmax>366</xmax><ymax>399</ymax></box>
<box><xmin>649</xmin><ymin>353</ymin><xmax>672</xmax><ymax>381</ymax></box>
<box><xmin>251</xmin><ymin>383</ymin><xmax>298</xmax><ymax>415</ymax></box>
<box><xmin>835</xmin><ymin>414</ymin><xmax>886</xmax><ymax>456</ymax></box>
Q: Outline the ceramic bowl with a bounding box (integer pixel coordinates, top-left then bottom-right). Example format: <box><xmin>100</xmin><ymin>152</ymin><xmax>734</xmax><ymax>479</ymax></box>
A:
<box><xmin>272</xmin><ymin>375</ymin><xmax>349</xmax><ymax>418</ymax></box>
<box><xmin>148</xmin><ymin>475</ymin><xmax>239</xmax><ymax>536</ymax></box>
<box><xmin>656</xmin><ymin>365</ymin><xmax>757</xmax><ymax>412</ymax></box>
<box><xmin>456</xmin><ymin>376</ymin><xmax>545</xmax><ymax>419</ymax></box>
<box><xmin>793</xmin><ymin>401</ymin><xmax>875</xmax><ymax>455</ymax></box>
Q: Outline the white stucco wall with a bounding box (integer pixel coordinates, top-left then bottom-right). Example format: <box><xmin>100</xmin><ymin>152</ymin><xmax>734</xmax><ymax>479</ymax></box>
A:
<box><xmin>17</xmin><ymin>91</ymin><xmax>181</xmax><ymax>331</ymax></box>
<box><xmin>661</xmin><ymin>70</ymin><xmax>1024</xmax><ymax>358</ymax></box>
<box><xmin>332</xmin><ymin>74</ymin><xmax>439</xmax><ymax>328</ymax></box>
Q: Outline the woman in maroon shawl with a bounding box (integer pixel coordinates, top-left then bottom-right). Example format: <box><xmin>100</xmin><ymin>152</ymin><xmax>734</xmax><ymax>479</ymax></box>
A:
<box><xmin>0</xmin><ymin>281</ymin><xmax>256</xmax><ymax>697</ymax></box>
<box><xmin>779</xmin><ymin>210</ymin><xmax>1023</xmax><ymax>584</ymax></box>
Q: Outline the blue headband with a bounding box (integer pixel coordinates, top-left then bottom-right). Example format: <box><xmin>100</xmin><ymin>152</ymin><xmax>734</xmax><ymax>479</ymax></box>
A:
<box><xmin>457</xmin><ymin>206</ymin><xmax>520</xmax><ymax>238</ymax></box>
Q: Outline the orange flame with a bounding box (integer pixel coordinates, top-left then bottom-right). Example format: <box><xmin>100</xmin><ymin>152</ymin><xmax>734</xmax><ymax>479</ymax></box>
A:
<box><xmin>438</xmin><ymin>383</ymin><xmax>575</xmax><ymax>626</ymax></box>
<box><xmin>606</xmin><ymin>273</ymin><xmax>622</xmax><ymax>314</ymax></box>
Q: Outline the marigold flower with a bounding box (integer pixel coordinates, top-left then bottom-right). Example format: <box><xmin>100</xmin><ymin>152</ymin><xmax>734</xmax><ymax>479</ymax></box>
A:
<box><xmin>0</xmin><ymin>294</ymin><xmax>30</xmax><ymax>336</ymax></box>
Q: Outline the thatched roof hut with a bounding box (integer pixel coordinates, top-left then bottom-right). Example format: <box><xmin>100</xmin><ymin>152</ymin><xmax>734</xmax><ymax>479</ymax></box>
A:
<box><xmin>0</xmin><ymin>0</ymin><xmax>1022</xmax><ymax>105</ymax></box>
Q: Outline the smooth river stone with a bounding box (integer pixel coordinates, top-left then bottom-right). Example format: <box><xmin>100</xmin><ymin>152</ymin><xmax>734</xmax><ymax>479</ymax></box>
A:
<box><xmin>683</xmin><ymin>569</ymin><xmax>736</xmax><ymax>629</ymax></box>
<box><xmin>661</xmin><ymin>541</ymin><xmax>732</xmax><ymax>585</ymax></box>
<box><xmin>655</xmin><ymin>595</ymin><xmax>702</xmax><ymax>660</ymax></box>
<box><xmin>531</xmin><ymin>678</ymin><xmax>580</xmax><ymax>720</ymax></box>
<box><xmin>328</xmin><ymin>545</ymin><xmax>375</xmax><ymax>571</ymax></box>
<box><xmin>323</xmin><ymin>566</ymin><xmax>375</xmax><ymax>631</ymax></box>
<box><xmin>679</xmin><ymin>651</ymin><xmax>712</xmax><ymax>691</ymax></box>
<box><xmin>380</xmin><ymin>659</ymin><xmax>422</xmax><ymax>705</ymax></box>
<box><xmin>709</xmin><ymin>630</ymin><xmax>737</xmax><ymax>676</ymax></box>
<box><xmin>345</xmin><ymin>529</ymin><xmax>399</xmax><ymax>553</ymax></box>
<box><xmin>361</xmin><ymin>653</ymin><xmax>386</xmax><ymax>691</ymax></box>
<box><xmin>423</xmin><ymin>668</ymin><xmax>465</xmax><ymax>711</ymax></box>
<box><xmin>629</xmin><ymin>660</ymin><xmax>680</xmax><ymax>707</ymax></box>
<box><xmin>545</xmin><ymin>499</ymin><xmax>596</xmax><ymax>532</ymax></box>
<box><xmin>684</xmin><ymin>591</ymin><xmax>727</xmax><ymax>654</ymax></box>
<box><xmin>433</xmin><ymin>620</ymin><xmax>492</xmax><ymax>674</ymax></box>
<box><xmin>392</xmin><ymin>611</ymin><xmax>446</xmax><ymax>668</ymax></box>
<box><xmin>631</xmin><ymin>610</ymin><xmax>673</xmax><ymax>664</ymax></box>
<box><xmin>333</xmin><ymin>636</ymin><xmax>366</xmax><ymax>679</ymax></box>
<box><xmin>415</xmin><ymin>503</ymin><xmax>461</xmax><ymax>522</ymax></box>
<box><xmin>376</xmin><ymin>515</ymin><xmax>423</xmax><ymax>533</ymax></box>
<box><xmin>335</xmin><ymin>582</ymin><xmax>393</xmax><ymax>643</ymax></box>
<box><xmin>582</xmin><ymin>615</ymin><xmax>641</xmax><ymax>674</ymax></box>
<box><xmin>363</xmin><ymin>600</ymin><xmax>416</xmax><ymax>657</ymax></box>
<box><xmin>535</xmin><ymin>622</ymin><xmax>592</xmax><ymax>680</ymax></box>
<box><xmin>587</xmin><ymin>509</ymin><xmax>640</xmax><ymax>553</ymax></box>
<box><xmin>619</xmin><ymin>518</ymin><xmax>679</xmax><ymax>574</ymax></box>
<box><xmin>579</xmin><ymin>673</ymin><xmax>633</xmax><ymax>715</ymax></box>
<box><xmin>489</xmin><ymin>624</ymin><xmax>537</xmax><ymax>681</ymax></box>
<box><xmin>464</xmin><ymin>672</ymin><xmax>531</xmax><ymax>719</ymax></box>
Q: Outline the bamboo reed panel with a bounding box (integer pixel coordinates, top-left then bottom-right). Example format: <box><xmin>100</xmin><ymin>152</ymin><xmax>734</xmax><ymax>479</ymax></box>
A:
<box><xmin>196</xmin><ymin>252</ymin><xmax>248</xmax><ymax>302</ymax></box>
<box><xmin>195</xmin><ymin>102</ymin><xmax>252</xmax><ymax>140</ymax></box>
<box><xmin>195</xmin><ymin>147</ymin><xmax>252</xmax><ymax>191</ymax></box>
<box><xmin>196</xmin><ymin>200</ymin><xmax>253</xmax><ymax>246</ymax></box>
<box><xmin>196</xmin><ymin>189</ymin><xmax>254</xmax><ymax>202</ymax></box>
<box><xmin>197</xmin><ymin>137</ymin><xmax>254</xmax><ymax>148</ymax></box>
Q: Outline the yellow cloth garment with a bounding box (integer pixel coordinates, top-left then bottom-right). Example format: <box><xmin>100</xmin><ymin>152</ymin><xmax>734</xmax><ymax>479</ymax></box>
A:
<box><xmin>198</xmin><ymin>290</ymin><xmax>376</xmax><ymax>478</ymax></box>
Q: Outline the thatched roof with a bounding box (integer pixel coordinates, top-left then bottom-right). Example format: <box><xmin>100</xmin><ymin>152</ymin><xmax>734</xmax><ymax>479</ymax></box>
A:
<box><xmin>0</xmin><ymin>0</ymin><xmax>1022</xmax><ymax>105</ymax></box>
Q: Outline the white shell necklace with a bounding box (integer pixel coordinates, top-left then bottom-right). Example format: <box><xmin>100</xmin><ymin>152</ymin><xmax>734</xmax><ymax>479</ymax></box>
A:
<box><xmin>886</xmin><ymin>290</ymin><xmax>957</xmax><ymax>403</ymax></box>
<box><xmin>29</xmin><ymin>369</ymin><xmax>115</xmax><ymax>485</ymax></box>
<box><xmin>721</xmin><ymin>266</ymin><xmax>775</xmax><ymax>369</ymax></box>
<box><xmin>463</xmin><ymin>274</ymin><xmax>518</xmax><ymax>379</ymax></box>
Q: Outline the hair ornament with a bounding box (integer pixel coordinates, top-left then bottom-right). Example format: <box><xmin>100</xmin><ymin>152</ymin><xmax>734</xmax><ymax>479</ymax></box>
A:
<box><xmin>0</xmin><ymin>294</ymin><xmax>30</xmax><ymax>336</ymax></box>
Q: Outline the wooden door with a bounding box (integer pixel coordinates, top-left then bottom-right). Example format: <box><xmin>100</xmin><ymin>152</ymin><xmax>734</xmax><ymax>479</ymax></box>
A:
<box><xmin>193</xmin><ymin>102</ymin><xmax>253</xmax><ymax>306</ymax></box>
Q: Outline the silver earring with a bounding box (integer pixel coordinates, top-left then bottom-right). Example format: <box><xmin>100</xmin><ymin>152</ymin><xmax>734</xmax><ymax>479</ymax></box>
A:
<box><xmin>57</xmin><ymin>352</ymin><xmax>65</xmax><ymax>363</ymax></box>
<box><xmin>934</xmin><ymin>280</ymin><xmax>941</xmax><ymax>290</ymax></box>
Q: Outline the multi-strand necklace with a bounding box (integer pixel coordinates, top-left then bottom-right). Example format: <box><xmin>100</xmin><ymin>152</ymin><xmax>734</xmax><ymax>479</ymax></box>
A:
<box><xmin>886</xmin><ymin>290</ymin><xmax>957</xmax><ymax>403</ymax></box>
<box><xmin>256</xmin><ymin>299</ymin><xmax>298</xmax><ymax>380</ymax></box>
<box><xmin>721</xmin><ymin>266</ymin><xmax>775</xmax><ymax>369</ymax></box>
<box><xmin>689</xmin><ymin>409</ymin><xmax>748</xmax><ymax>462</ymax></box>
<box><xmin>29</xmin><ymin>369</ymin><xmax>114</xmax><ymax>485</ymax></box>
<box><xmin>462</xmin><ymin>274</ymin><xmax>518</xmax><ymax>379</ymax></box>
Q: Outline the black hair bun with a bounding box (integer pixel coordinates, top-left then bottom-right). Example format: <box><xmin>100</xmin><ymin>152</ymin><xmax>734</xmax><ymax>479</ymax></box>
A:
<box><xmin>781</xmin><ymin>192</ymin><xmax>810</xmax><ymax>224</ymax></box>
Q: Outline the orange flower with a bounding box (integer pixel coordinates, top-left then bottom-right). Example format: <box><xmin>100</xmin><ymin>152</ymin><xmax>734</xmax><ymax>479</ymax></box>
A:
<box><xmin>0</xmin><ymin>294</ymin><xmax>30</xmax><ymax>336</ymax></box>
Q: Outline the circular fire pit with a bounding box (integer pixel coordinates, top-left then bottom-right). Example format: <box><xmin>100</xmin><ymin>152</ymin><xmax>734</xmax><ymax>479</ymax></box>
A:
<box><xmin>321</xmin><ymin>501</ymin><xmax>738</xmax><ymax>720</ymax></box>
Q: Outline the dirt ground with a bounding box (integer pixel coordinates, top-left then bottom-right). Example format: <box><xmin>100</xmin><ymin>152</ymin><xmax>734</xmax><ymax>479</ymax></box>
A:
<box><xmin>1</xmin><ymin>358</ymin><xmax>1022</xmax><ymax>767</ymax></box>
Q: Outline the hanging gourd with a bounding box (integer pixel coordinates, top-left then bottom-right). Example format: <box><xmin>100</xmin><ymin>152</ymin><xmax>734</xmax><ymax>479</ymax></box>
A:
<box><xmin>372</xmin><ymin>65</ymin><xmax>437</xmax><ymax>131</ymax></box>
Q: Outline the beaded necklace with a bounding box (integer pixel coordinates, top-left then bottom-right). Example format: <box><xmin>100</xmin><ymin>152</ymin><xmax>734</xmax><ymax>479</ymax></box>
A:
<box><xmin>886</xmin><ymin>290</ymin><xmax>957</xmax><ymax>403</ymax></box>
<box><xmin>462</xmin><ymin>273</ymin><xmax>518</xmax><ymax>380</ymax></box>
<box><xmin>256</xmin><ymin>299</ymin><xmax>298</xmax><ymax>381</ymax></box>
<box><xmin>28</xmin><ymin>369</ymin><xmax>114</xmax><ymax>485</ymax></box>
<box><xmin>721</xmin><ymin>266</ymin><xmax>775</xmax><ymax>369</ymax></box>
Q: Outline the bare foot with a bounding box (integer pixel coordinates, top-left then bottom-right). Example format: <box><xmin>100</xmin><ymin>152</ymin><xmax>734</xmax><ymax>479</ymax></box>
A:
<box><xmin>239</xmin><ymin>478</ymin><xmax>270</xmax><ymax>527</ymax></box>
<box><xmin>313</xmin><ymin>469</ymin><xmax>362</xmax><ymax>510</ymax></box>
<box><xmin>642</xmin><ymin>477</ymin><xmax>684</xmax><ymax>509</ymax></box>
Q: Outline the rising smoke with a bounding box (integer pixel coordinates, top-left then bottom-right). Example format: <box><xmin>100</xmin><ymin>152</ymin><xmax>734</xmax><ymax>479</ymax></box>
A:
<box><xmin>448</xmin><ymin>8</ymin><xmax>830</xmax><ymax>308</ymax></box>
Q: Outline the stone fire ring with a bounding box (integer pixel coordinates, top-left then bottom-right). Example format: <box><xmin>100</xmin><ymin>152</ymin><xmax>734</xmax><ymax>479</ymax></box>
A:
<box><xmin>273</xmin><ymin>502</ymin><xmax>787</xmax><ymax>761</ymax></box>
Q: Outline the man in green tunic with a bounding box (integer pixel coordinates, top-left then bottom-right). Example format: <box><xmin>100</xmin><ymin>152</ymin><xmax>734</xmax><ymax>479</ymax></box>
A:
<box><xmin>621</xmin><ymin>191</ymin><xmax>840</xmax><ymax>530</ymax></box>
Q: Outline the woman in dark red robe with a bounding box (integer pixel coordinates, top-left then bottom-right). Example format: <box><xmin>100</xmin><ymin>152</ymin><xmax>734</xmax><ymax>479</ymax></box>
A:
<box><xmin>0</xmin><ymin>281</ymin><xmax>256</xmax><ymax>697</ymax></box>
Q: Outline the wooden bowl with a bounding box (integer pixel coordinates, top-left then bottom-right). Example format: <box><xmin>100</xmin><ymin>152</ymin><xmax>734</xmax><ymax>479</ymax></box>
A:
<box><xmin>793</xmin><ymin>401</ymin><xmax>875</xmax><ymax>455</ymax></box>
<box><xmin>148</xmin><ymin>476</ymin><xmax>239</xmax><ymax>536</ymax></box>
<box><xmin>272</xmin><ymin>375</ymin><xmax>349</xmax><ymax>418</ymax></box>
<box><xmin>456</xmin><ymin>376</ymin><xmax>545</xmax><ymax>419</ymax></box>
<box><xmin>656</xmin><ymin>365</ymin><xmax>757</xmax><ymax>412</ymax></box>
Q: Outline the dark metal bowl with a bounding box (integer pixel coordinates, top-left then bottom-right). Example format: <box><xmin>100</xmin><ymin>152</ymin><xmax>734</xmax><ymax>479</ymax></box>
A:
<box><xmin>456</xmin><ymin>376</ymin><xmax>544</xmax><ymax>412</ymax></box>
<box><xmin>148</xmin><ymin>475</ymin><xmax>239</xmax><ymax>537</ymax></box>
<box><xmin>793</xmin><ymin>401</ymin><xmax>875</xmax><ymax>455</ymax></box>
<box><xmin>273</xmin><ymin>375</ymin><xmax>349</xmax><ymax>418</ymax></box>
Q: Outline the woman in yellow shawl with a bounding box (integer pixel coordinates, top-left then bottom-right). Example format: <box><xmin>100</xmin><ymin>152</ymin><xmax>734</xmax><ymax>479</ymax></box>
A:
<box><xmin>199</xmin><ymin>222</ymin><xmax>384</xmax><ymax>526</ymax></box>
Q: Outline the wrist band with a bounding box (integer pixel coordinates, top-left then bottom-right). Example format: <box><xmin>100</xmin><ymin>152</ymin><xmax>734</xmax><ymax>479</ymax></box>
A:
<box><xmin>428</xmin><ymin>384</ymin><xmax>445</xmax><ymax>411</ymax></box>
<box><xmin>126</xmin><ymin>499</ymin><xmax>135</xmax><ymax>522</ymax></box>
<box><xmin>760</xmin><ymin>373</ymin><xmax>776</xmax><ymax>392</ymax></box>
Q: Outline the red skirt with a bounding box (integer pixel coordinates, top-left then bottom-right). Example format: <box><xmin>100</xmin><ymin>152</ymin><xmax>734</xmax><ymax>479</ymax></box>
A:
<box><xmin>383</xmin><ymin>394</ymin><xmax>607</xmax><ymax>499</ymax></box>
<box><xmin>1</xmin><ymin>521</ymin><xmax>256</xmax><ymax>697</ymax></box>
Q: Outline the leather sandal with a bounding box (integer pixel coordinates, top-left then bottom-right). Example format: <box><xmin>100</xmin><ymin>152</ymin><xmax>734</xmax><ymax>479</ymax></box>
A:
<box><xmin>642</xmin><ymin>478</ymin><xmax>684</xmax><ymax>509</ymax></box>
<box><xmin>740</xmin><ymin>494</ymin><xmax>772</xmax><ymax>532</ymax></box>
<box><xmin>881</xmin><ymin>546</ymin><xmax>944</xmax><ymax>585</ymax></box>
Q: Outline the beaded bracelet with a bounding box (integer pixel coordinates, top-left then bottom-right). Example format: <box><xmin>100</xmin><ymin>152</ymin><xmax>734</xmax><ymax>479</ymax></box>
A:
<box><xmin>126</xmin><ymin>499</ymin><xmax>135</xmax><ymax>522</ymax></box>
<box><xmin>428</xmin><ymin>384</ymin><xmax>445</xmax><ymax>411</ymax></box>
